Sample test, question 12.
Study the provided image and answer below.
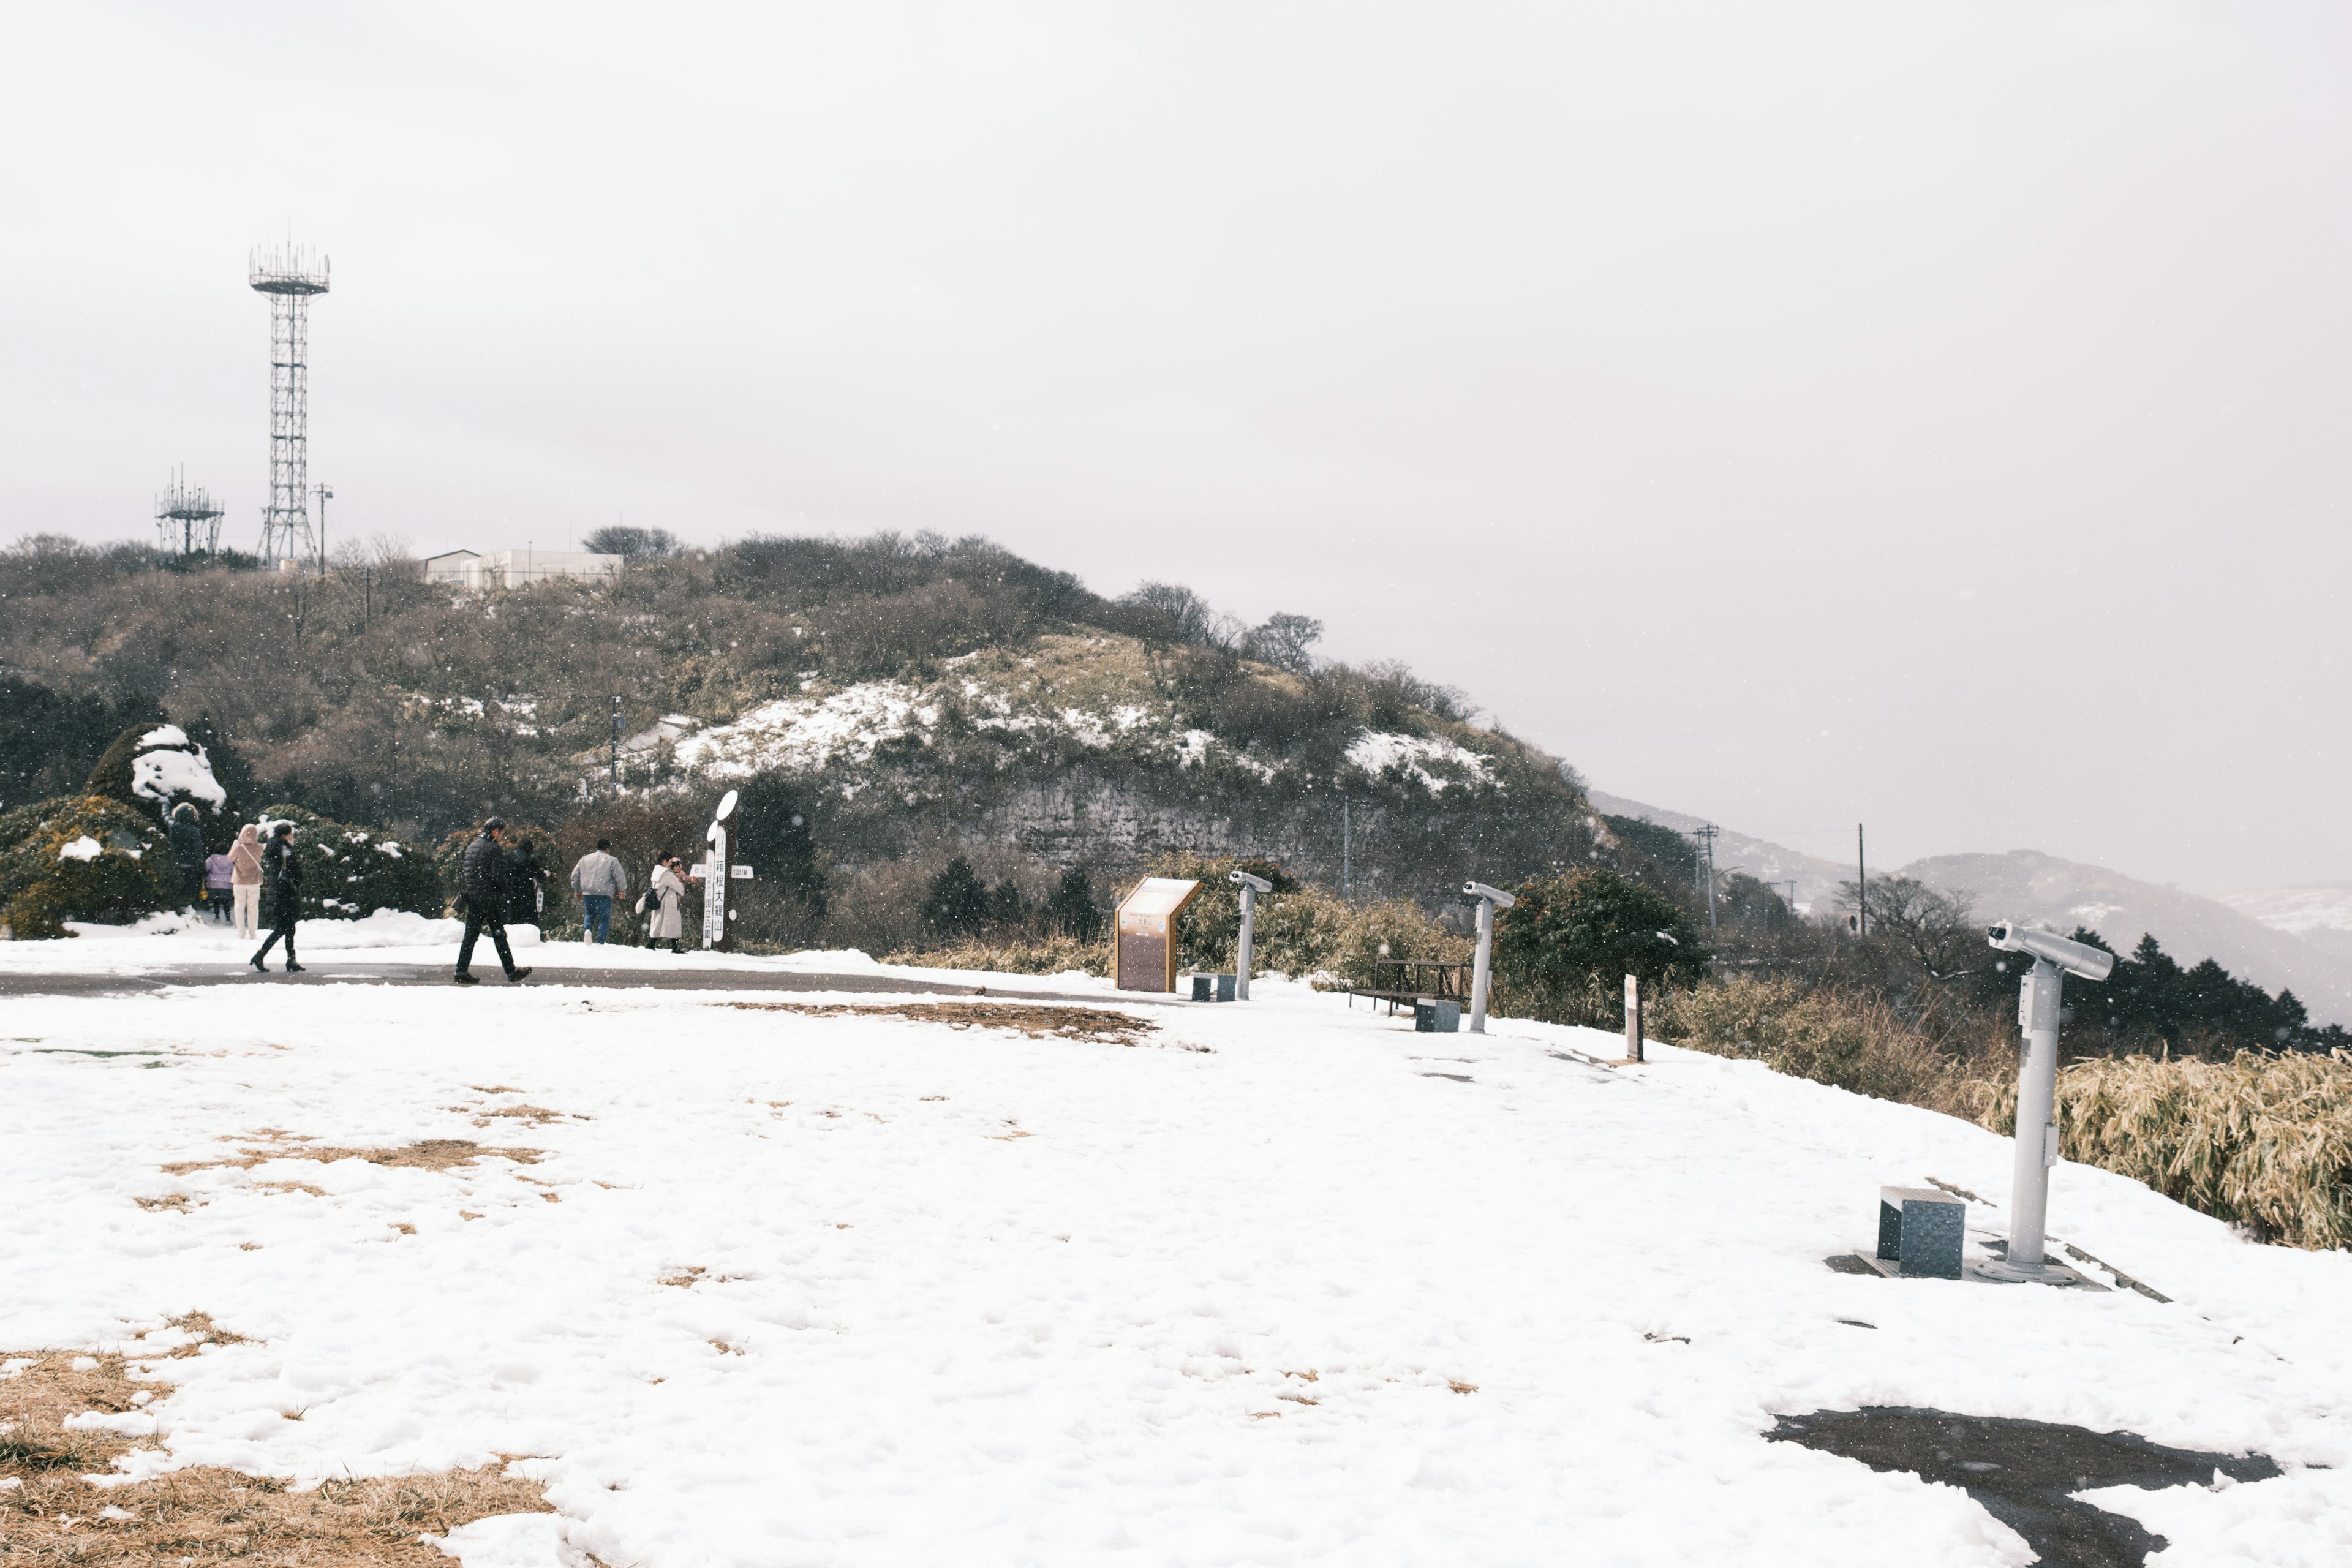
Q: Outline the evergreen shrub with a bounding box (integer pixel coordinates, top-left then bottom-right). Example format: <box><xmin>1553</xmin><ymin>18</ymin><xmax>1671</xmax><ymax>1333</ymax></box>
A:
<box><xmin>257</xmin><ymin>805</ymin><xmax>445</xmax><ymax>921</ymax></box>
<box><xmin>0</xmin><ymin>796</ymin><xmax>178</xmax><ymax>938</ymax></box>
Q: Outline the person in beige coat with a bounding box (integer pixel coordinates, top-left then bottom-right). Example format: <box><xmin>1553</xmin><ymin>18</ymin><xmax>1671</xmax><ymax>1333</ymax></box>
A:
<box><xmin>644</xmin><ymin>854</ymin><xmax>688</xmax><ymax>953</ymax></box>
<box><xmin>227</xmin><ymin>823</ymin><xmax>265</xmax><ymax>940</ymax></box>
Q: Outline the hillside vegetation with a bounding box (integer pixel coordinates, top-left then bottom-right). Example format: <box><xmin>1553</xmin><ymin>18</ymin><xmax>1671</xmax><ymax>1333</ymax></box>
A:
<box><xmin>0</xmin><ymin>530</ymin><xmax>1602</xmax><ymax>930</ymax></box>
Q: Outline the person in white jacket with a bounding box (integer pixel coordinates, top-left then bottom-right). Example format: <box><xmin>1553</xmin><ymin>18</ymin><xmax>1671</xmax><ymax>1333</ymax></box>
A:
<box><xmin>643</xmin><ymin>854</ymin><xmax>688</xmax><ymax>953</ymax></box>
<box><xmin>570</xmin><ymin>839</ymin><xmax>630</xmax><ymax>944</ymax></box>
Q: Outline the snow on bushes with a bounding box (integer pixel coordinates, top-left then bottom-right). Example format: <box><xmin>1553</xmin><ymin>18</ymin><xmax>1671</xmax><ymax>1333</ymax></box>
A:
<box><xmin>84</xmin><ymin>720</ymin><xmax>241</xmax><ymax>846</ymax></box>
<box><xmin>0</xmin><ymin>795</ymin><xmax>178</xmax><ymax>938</ymax></box>
<box><xmin>252</xmin><ymin>804</ymin><xmax>447</xmax><ymax>922</ymax></box>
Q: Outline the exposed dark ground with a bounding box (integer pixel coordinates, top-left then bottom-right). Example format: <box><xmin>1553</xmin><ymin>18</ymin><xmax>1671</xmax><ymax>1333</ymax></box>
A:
<box><xmin>1770</xmin><ymin>1407</ymin><xmax>2282</xmax><ymax>1568</ymax></box>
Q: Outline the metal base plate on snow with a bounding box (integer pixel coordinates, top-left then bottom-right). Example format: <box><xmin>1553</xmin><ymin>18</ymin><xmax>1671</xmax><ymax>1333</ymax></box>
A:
<box><xmin>1836</xmin><ymin>1247</ymin><xmax>2107</xmax><ymax>1291</ymax></box>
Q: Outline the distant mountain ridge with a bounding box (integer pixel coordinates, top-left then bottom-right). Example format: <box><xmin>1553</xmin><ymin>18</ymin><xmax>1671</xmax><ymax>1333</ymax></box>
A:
<box><xmin>1591</xmin><ymin>791</ymin><xmax>2352</xmax><ymax>1027</ymax></box>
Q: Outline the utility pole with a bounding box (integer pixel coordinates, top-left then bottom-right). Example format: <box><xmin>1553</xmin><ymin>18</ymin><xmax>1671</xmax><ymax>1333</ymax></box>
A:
<box><xmin>1783</xmin><ymin>880</ymin><xmax>1799</xmax><ymax>915</ymax></box>
<box><xmin>1856</xmin><ymin>823</ymin><xmax>1866</xmax><ymax>937</ymax></box>
<box><xmin>1688</xmin><ymin>824</ymin><xmax>1721</xmax><ymax>929</ymax></box>
<box><xmin>1341</xmin><ymin>795</ymin><xmax>1352</xmax><ymax>901</ymax></box>
<box><xmin>313</xmin><ymin>483</ymin><xmax>333</xmax><ymax>577</ymax></box>
<box><xmin>610</xmin><ymin>695</ymin><xmax>624</xmax><ymax>794</ymax></box>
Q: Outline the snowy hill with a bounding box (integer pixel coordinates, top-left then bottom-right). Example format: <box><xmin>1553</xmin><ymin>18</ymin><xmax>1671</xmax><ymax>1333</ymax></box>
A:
<box><xmin>5</xmin><ymin>953</ymin><xmax>2350</xmax><ymax>1565</ymax></box>
<box><xmin>1585</xmin><ymin>789</ymin><xmax>1856</xmax><ymax>911</ymax></box>
<box><xmin>1901</xmin><ymin>851</ymin><xmax>2352</xmax><ymax>1027</ymax></box>
<box><xmin>2220</xmin><ymin>883</ymin><xmax>2352</xmax><ymax>963</ymax></box>
<box><xmin>617</xmin><ymin>631</ymin><xmax>1591</xmax><ymax>906</ymax></box>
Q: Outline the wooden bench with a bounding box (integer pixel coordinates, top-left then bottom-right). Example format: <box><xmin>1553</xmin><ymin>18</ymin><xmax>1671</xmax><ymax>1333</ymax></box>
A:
<box><xmin>1349</xmin><ymin>959</ymin><xmax>1472</xmax><ymax>1016</ymax></box>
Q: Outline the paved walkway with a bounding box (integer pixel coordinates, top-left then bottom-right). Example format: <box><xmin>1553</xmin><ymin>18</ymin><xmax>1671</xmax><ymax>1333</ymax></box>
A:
<box><xmin>0</xmin><ymin>963</ymin><xmax>1178</xmax><ymax>1007</ymax></box>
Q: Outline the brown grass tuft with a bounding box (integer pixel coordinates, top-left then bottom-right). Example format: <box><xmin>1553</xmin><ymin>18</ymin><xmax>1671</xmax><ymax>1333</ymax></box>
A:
<box><xmin>480</xmin><ymin>1106</ymin><xmax>586</xmax><ymax>1126</ymax></box>
<box><xmin>0</xmin><ymin>1334</ymin><xmax>554</xmax><ymax>1565</ymax></box>
<box><xmin>720</xmin><ymin>999</ymin><xmax>1158</xmax><ymax>1047</ymax></box>
<box><xmin>162</xmin><ymin>1139</ymin><xmax>543</xmax><ymax>1177</ymax></box>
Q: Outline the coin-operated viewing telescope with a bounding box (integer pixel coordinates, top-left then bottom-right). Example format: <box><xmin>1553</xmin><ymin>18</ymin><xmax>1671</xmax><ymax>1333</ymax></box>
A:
<box><xmin>1229</xmin><ymin>870</ymin><xmax>1273</xmax><ymax>1001</ymax></box>
<box><xmin>1989</xmin><ymin>921</ymin><xmax>2113</xmax><ymax>1270</ymax></box>
<box><xmin>1462</xmin><ymin>881</ymin><xmax>1517</xmax><ymax>1034</ymax></box>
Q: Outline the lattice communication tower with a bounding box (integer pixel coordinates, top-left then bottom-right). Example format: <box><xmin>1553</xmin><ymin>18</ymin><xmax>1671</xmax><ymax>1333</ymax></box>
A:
<box><xmin>250</xmin><ymin>242</ymin><xmax>330</xmax><ymax>565</ymax></box>
<box><xmin>154</xmin><ymin>466</ymin><xmax>225</xmax><ymax>556</ymax></box>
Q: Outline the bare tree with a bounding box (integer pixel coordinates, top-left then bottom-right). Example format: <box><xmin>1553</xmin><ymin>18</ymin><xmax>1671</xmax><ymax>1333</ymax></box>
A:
<box><xmin>1837</xmin><ymin>875</ymin><xmax>1982</xmax><ymax>978</ymax></box>
<box><xmin>1243</xmin><ymin>611</ymin><xmax>1324</xmax><ymax>674</ymax></box>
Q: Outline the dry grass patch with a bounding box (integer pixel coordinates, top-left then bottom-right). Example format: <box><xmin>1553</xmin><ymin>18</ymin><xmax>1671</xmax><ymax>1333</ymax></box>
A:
<box><xmin>478</xmin><ymin>1106</ymin><xmax>586</xmax><ymax>1127</ymax></box>
<box><xmin>161</xmin><ymin>1139</ymin><xmax>542</xmax><ymax>1177</ymax></box>
<box><xmin>1985</xmin><ymin>1047</ymin><xmax>2352</xmax><ymax>1250</ymax></box>
<box><xmin>0</xmin><ymin>1330</ymin><xmax>554</xmax><ymax>1566</ymax></box>
<box><xmin>721</xmin><ymin>999</ymin><xmax>1159</xmax><ymax>1047</ymax></box>
<box><xmin>134</xmin><ymin>1194</ymin><xmax>202</xmax><ymax>1214</ymax></box>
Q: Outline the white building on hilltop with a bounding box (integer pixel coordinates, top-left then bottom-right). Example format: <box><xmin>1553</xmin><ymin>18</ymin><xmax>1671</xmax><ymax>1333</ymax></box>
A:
<box><xmin>423</xmin><ymin>548</ymin><xmax>622</xmax><ymax>590</ymax></box>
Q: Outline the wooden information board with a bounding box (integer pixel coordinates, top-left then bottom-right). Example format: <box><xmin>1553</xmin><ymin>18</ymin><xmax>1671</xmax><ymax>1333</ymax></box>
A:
<box><xmin>1114</xmin><ymin>877</ymin><xmax>1200</xmax><ymax>993</ymax></box>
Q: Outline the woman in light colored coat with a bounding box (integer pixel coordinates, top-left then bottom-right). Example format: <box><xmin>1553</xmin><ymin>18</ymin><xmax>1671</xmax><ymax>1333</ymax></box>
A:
<box><xmin>228</xmin><ymin>824</ymin><xmax>265</xmax><ymax>940</ymax></box>
<box><xmin>646</xmin><ymin>854</ymin><xmax>688</xmax><ymax>952</ymax></box>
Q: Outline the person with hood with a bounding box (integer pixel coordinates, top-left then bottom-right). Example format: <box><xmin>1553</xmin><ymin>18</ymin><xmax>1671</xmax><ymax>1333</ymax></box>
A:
<box><xmin>570</xmin><ymin>838</ymin><xmax>628</xmax><ymax>944</ymax></box>
<box><xmin>249</xmin><ymin>820</ymin><xmax>304</xmax><ymax>974</ymax></box>
<box><xmin>454</xmin><ymin>817</ymin><xmax>533</xmax><ymax>985</ymax></box>
<box><xmin>644</xmin><ymin>853</ymin><xmax>689</xmax><ymax>954</ymax></box>
<box><xmin>228</xmin><ymin>823</ymin><xmax>265</xmax><ymax>940</ymax></box>
<box><xmin>505</xmin><ymin>838</ymin><xmax>552</xmax><ymax>930</ymax></box>
<box><xmin>168</xmin><ymin>802</ymin><xmax>206</xmax><ymax>909</ymax></box>
<box><xmin>202</xmin><ymin>844</ymin><xmax>234</xmax><ymax>922</ymax></box>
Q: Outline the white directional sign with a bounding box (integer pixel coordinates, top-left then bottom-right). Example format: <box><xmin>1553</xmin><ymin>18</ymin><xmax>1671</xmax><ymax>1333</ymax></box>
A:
<box><xmin>701</xmin><ymin>825</ymin><xmax>727</xmax><ymax>949</ymax></box>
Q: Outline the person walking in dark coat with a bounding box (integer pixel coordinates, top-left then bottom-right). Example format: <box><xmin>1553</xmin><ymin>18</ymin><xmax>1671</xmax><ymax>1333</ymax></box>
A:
<box><xmin>505</xmin><ymin>840</ymin><xmax>551</xmax><ymax>930</ymax></box>
<box><xmin>249</xmin><ymin>821</ymin><xmax>306</xmax><ymax>974</ymax></box>
<box><xmin>168</xmin><ymin>802</ymin><xmax>206</xmax><ymax>909</ymax></box>
<box><xmin>454</xmin><ymin>818</ymin><xmax>533</xmax><ymax>985</ymax></box>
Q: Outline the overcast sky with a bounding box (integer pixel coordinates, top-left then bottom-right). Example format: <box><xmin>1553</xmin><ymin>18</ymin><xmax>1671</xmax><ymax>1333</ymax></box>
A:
<box><xmin>4</xmin><ymin>2</ymin><xmax>2347</xmax><ymax>894</ymax></box>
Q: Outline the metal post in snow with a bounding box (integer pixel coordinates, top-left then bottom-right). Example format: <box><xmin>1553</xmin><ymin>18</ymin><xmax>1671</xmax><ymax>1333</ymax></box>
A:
<box><xmin>1463</xmin><ymin>881</ymin><xmax>1516</xmax><ymax>1033</ymax></box>
<box><xmin>1985</xmin><ymin>921</ymin><xmax>2113</xmax><ymax>1272</ymax></box>
<box><xmin>1624</xmin><ymin>973</ymin><xmax>1643</xmax><ymax>1063</ymax></box>
<box><xmin>2008</xmin><ymin>959</ymin><xmax>2063</xmax><ymax>1267</ymax></box>
<box><xmin>1231</xmin><ymin>870</ymin><xmax>1271</xmax><ymax>1001</ymax></box>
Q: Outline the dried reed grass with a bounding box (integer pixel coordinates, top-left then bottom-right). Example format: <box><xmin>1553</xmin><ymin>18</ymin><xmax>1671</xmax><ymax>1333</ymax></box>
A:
<box><xmin>1983</xmin><ymin>1048</ymin><xmax>2352</xmax><ymax>1250</ymax></box>
<box><xmin>1658</xmin><ymin>977</ymin><xmax>1992</xmax><ymax>1116</ymax></box>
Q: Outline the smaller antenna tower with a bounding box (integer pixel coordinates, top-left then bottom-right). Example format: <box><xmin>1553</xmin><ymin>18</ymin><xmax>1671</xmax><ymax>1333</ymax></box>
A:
<box><xmin>250</xmin><ymin>239</ymin><xmax>331</xmax><ymax>566</ymax></box>
<box><xmin>154</xmin><ymin>467</ymin><xmax>225</xmax><ymax>556</ymax></box>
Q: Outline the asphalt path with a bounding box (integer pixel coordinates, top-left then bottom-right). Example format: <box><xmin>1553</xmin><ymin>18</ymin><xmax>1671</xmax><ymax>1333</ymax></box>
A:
<box><xmin>0</xmin><ymin>963</ymin><xmax>1200</xmax><ymax>1009</ymax></box>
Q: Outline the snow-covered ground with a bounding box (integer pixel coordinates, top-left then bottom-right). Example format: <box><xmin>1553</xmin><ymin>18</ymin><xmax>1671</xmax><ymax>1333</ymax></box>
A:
<box><xmin>6</xmin><ymin>942</ymin><xmax>2352</xmax><ymax>1565</ymax></box>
